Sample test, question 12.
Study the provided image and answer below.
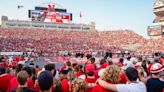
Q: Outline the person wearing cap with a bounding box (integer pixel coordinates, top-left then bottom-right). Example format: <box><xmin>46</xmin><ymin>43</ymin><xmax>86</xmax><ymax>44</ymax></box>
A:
<box><xmin>38</xmin><ymin>71</ymin><xmax>53</xmax><ymax>92</ymax></box>
<box><xmin>85</xmin><ymin>64</ymin><xmax>97</xmax><ymax>92</ymax></box>
<box><xmin>146</xmin><ymin>63</ymin><xmax>164</xmax><ymax>92</ymax></box>
<box><xmin>96</xmin><ymin>67</ymin><xmax>146</xmax><ymax>92</ymax></box>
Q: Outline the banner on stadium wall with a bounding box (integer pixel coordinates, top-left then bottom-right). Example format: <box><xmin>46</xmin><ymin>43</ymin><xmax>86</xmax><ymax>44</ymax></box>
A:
<box><xmin>0</xmin><ymin>52</ymin><xmax>31</xmax><ymax>55</ymax></box>
<box><xmin>0</xmin><ymin>52</ymin><xmax>23</xmax><ymax>55</ymax></box>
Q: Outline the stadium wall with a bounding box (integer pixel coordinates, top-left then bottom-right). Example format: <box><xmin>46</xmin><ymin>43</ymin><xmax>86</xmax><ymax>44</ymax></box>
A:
<box><xmin>1</xmin><ymin>20</ymin><xmax>95</xmax><ymax>31</ymax></box>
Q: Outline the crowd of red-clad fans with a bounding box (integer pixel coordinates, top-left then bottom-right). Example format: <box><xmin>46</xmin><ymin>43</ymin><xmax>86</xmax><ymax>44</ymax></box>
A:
<box><xmin>0</xmin><ymin>51</ymin><xmax>164</xmax><ymax>92</ymax></box>
<box><xmin>0</xmin><ymin>27</ymin><xmax>164</xmax><ymax>56</ymax></box>
<box><xmin>0</xmin><ymin>26</ymin><xmax>164</xmax><ymax>92</ymax></box>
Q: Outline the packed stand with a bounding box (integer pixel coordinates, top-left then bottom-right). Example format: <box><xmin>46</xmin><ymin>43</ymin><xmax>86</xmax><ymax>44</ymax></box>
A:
<box><xmin>1</xmin><ymin>27</ymin><xmax>162</xmax><ymax>55</ymax></box>
<box><xmin>0</xmin><ymin>51</ymin><xmax>164</xmax><ymax>92</ymax></box>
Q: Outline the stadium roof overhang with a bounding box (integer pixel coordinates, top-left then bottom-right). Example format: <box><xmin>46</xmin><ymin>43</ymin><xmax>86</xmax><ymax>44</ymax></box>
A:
<box><xmin>153</xmin><ymin>7</ymin><xmax>164</xmax><ymax>16</ymax></box>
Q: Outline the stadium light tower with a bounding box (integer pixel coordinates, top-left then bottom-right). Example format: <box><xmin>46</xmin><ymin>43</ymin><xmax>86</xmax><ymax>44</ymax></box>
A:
<box><xmin>147</xmin><ymin>0</ymin><xmax>164</xmax><ymax>38</ymax></box>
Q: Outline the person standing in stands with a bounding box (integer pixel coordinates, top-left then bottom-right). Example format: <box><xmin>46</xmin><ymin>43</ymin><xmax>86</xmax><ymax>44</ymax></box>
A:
<box><xmin>52</xmin><ymin>78</ymin><xmax>63</xmax><ymax>92</ymax></box>
<box><xmin>35</xmin><ymin>63</ymin><xmax>56</xmax><ymax>92</ymax></box>
<box><xmin>60</xmin><ymin>69</ymin><xmax>69</xmax><ymax>92</ymax></box>
<box><xmin>11</xmin><ymin>71</ymin><xmax>36</xmax><ymax>92</ymax></box>
<box><xmin>38</xmin><ymin>71</ymin><xmax>53</xmax><ymax>92</ymax></box>
<box><xmin>22</xmin><ymin>67</ymin><xmax>35</xmax><ymax>89</ymax></box>
<box><xmin>94</xmin><ymin>59</ymin><xmax>109</xmax><ymax>78</ymax></box>
<box><xmin>92</xmin><ymin>65</ymin><xmax>121</xmax><ymax>92</ymax></box>
<box><xmin>146</xmin><ymin>63</ymin><xmax>164</xmax><ymax>92</ymax></box>
<box><xmin>97</xmin><ymin>67</ymin><xmax>146</xmax><ymax>92</ymax></box>
<box><xmin>85</xmin><ymin>64</ymin><xmax>97</xmax><ymax>92</ymax></box>
<box><xmin>44</xmin><ymin>64</ymin><xmax>56</xmax><ymax>75</ymax></box>
<box><xmin>7</xmin><ymin>64</ymin><xmax>23</xmax><ymax>92</ymax></box>
<box><xmin>67</xmin><ymin>71</ymin><xmax>76</xmax><ymax>92</ymax></box>
<box><xmin>73</xmin><ymin>78</ymin><xmax>87</xmax><ymax>92</ymax></box>
<box><xmin>0</xmin><ymin>66</ymin><xmax>14</xmax><ymax>92</ymax></box>
<box><xmin>8</xmin><ymin>65</ymin><xmax>36</xmax><ymax>92</ymax></box>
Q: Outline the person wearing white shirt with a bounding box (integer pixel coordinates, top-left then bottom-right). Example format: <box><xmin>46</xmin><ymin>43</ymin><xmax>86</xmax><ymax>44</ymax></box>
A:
<box><xmin>97</xmin><ymin>67</ymin><xmax>146</xmax><ymax>92</ymax></box>
<box><xmin>123</xmin><ymin>57</ymin><xmax>134</xmax><ymax>69</ymax></box>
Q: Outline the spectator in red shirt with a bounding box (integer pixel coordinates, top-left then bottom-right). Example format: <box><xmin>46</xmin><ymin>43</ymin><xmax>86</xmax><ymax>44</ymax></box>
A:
<box><xmin>118</xmin><ymin>58</ymin><xmax>124</xmax><ymax>67</ymax></box>
<box><xmin>22</xmin><ymin>67</ymin><xmax>35</xmax><ymax>89</ymax></box>
<box><xmin>119</xmin><ymin>73</ymin><xmax>127</xmax><ymax>84</ymax></box>
<box><xmin>85</xmin><ymin>64</ymin><xmax>97</xmax><ymax>92</ymax></box>
<box><xmin>60</xmin><ymin>70</ymin><xmax>69</xmax><ymax>92</ymax></box>
<box><xmin>7</xmin><ymin>65</ymin><xmax>35</xmax><ymax>92</ymax></box>
<box><xmin>0</xmin><ymin>66</ymin><xmax>14</xmax><ymax>92</ymax></box>
<box><xmin>73</xmin><ymin>78</ymin><xmax>87</xmax><ymax>92</ymax></box>
<box><xmin>11</xmin><ymin>71</ymin><xmax>36</xmax><ymax>92</ymax></box>
<box><xmin>75</xmin><ymin>65</ymin><xmax>83</xmax><ymax>77</ymax></box>
<box><xmin>66</xmin><ymin>71</ymin><xmax>76</xmax><ymax>92</ymax></box>
<box><xmin>92</xmin><ymin>65</ymin><xmax>121</xmax><ymax>92</ymax></box>
<box><xmin>94</xmin><ymin>59</ymin><xmax>109</xmax><ymax>78</ymax></box>
<box><xmin>7</xmin><ymin>64</ymin><xmax>23</xmax><ymax>92</ymax></box>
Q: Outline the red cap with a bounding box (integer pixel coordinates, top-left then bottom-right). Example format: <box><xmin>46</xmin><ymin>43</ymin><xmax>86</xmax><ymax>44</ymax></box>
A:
<box><xmin>100</xmin><ymin>63</ymin><xmax>109</xmax><ymax>68</ymax></box>
<box><xmin>85</xmin><ymin>64</ymin><xmax>95</xmax><ymax>73</ymax></box>
<box><xmin>60</xmin><ymin>66</ymin><xmax>66</xmax><ymax>72</ymax></box>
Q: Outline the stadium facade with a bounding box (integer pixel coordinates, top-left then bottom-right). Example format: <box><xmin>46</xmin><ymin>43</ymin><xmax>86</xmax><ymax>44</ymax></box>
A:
<box><xmin>1</xmin><ymin>19</ymin><xmax>95</xmax><ymax>31</ymax></box>
<box><xmin>0</xmin><ymin>3</ymin><xmax>95</xmax><ymax>31</ymax></box>
<box><xmin>148</xmin><ymin>0</ymin><xmax>164</xmax><ymax>38</ymax></box>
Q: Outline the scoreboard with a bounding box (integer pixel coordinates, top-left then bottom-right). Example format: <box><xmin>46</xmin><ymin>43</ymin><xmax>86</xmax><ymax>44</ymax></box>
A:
<box><xmin>28</xmin><ymin>5</ymin><xmax>72</xmax><ymax>23</ymax></box>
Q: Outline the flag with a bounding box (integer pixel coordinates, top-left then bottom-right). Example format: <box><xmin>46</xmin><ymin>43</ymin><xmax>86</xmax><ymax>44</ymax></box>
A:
<box><xmin>62</xmin><ymin>13</ymin><xmax>70</xmax><ymax>19</ymax></box>
<box><xmin>17</xmin><ymin>5</ymin><xmax>24</xmax><ymax>9</ymax></box>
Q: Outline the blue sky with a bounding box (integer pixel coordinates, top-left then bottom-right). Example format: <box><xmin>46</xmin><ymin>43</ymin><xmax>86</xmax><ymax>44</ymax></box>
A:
<box><xmin>0</xmin><ymin>0</ymin><xmax>156</xmax><ymax>37</ymax></box>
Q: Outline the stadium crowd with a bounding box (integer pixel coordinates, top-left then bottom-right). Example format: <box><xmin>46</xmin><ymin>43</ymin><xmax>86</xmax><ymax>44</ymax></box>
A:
<box><xmin>1</xmin><ymin>27</ymin><xmax>163</xmax><ymax>56</ymax></box>
<box><xmin>0</xmin><ymin>50</ymin><xmax>164</xmax><ymax>92</ymax></box>
<box><xmin>0</xmin><ymin>27</ymin><xmax>164</xmax><ymax>92</ymax></box>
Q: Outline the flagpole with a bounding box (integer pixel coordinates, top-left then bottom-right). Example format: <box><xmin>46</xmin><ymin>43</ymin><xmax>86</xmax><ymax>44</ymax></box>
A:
<box><xmin>80</xmin><ymin>11</ymin><xmax>82</xmax><ymax>24</ymax></box>
<box><xmin>80</xmin><ymin>11</ymin><xmax>81</xmax><ymax>31</ymax></box>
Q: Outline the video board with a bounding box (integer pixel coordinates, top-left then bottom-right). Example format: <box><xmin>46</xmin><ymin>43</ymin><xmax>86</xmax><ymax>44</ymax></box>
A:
<box><xmin>28</xmin><ymin>5</ymin><xmax>72</xmax><ymax>23</ymax></box>
<box><xmin>148</xmin><ymin>25</ymin><xmax>162</xmax><ymax>36</ymax></box>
